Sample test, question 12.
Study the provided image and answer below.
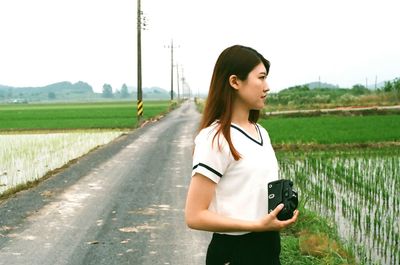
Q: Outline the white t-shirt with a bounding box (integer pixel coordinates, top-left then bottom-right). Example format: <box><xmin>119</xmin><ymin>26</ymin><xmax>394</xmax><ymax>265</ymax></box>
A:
<box><xmin>191</xmin><ymin>121</ymin><xmax>279</xmax><ymax>235</ymax></box>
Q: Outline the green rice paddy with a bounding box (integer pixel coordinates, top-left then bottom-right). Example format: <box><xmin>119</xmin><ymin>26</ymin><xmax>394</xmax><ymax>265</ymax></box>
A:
<box><xmin>0</xmin><ymin>101</ymin><xmax>172</xmax><ymax>131</ymax></box>
<box><xmin>260</xmin><ymin>115</ymin><xmax>400</xmax><ymax>144</ymax></box>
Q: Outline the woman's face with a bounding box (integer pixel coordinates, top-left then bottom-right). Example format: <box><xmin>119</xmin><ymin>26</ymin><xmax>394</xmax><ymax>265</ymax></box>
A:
<box><xmin>235</xmin><ymin>62</ymin><xmax>270</xmax><ymax>110</ymax></box>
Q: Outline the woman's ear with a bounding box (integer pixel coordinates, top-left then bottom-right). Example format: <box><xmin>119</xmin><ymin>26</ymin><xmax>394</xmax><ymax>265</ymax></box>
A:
<box><xmin>229</xmin><ymin>75</ymin><xmax>240</xmax><ymax>90</ymax></box>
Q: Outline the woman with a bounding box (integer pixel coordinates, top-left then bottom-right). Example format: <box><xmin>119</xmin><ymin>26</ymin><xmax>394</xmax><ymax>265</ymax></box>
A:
<box><xmin>185</xmin><ymin>45</ymin><xmax>299</xmax><ymax>264</ymax></box>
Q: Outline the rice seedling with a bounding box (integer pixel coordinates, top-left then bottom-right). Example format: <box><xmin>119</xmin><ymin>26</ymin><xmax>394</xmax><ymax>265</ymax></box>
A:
<box><xmin>277</xmin><ymin>148</ymin><xmax>400</xmax><ymax>265</ymax></box>
<box><xmin>0</xmin><ymin>131</ymin><xmax>123</xmax><ymax>195</ymax></box>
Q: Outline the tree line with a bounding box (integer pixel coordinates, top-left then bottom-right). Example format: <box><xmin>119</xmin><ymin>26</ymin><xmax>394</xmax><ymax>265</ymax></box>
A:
<box><xmin>383</xmin><ymin>78</ymin><xmax>400</xmax><ymax>93</ymax></box>
<box><xmin>102</xmin><ymin>83</ymin><xmax>130</xmax><ymax>98</ymax></box>
<box><xmin>266</xmin><ymin>77</ymin><xmax>400</xmax><ymax>109</ymax></box>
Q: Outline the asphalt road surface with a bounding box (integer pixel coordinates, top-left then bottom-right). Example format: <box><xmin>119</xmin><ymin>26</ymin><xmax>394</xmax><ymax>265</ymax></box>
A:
<box><xmin>0</xmin><ymin>101</ymin><xmax>211</xmax><ymax>265</ymax></box>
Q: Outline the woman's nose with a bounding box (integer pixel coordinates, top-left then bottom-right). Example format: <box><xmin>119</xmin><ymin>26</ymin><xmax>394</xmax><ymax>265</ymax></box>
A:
<box><xmin>264</xmin><ymin>82</ymin><xmax>270</xmax><ymax>92</ymax></box>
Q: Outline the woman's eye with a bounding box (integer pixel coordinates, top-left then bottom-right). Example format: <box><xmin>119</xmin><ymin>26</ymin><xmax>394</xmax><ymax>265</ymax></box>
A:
<box><xmin>260</xmin><ymin>76</ymin><xmax>266</xmax><ymax>80</ymax></box>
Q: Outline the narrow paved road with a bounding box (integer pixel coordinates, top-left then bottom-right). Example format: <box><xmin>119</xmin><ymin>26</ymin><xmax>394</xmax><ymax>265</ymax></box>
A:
<box><xmin>0</xmin><ymin>101</ymin><xmax>210</xmax><ymax>265</ymax></box>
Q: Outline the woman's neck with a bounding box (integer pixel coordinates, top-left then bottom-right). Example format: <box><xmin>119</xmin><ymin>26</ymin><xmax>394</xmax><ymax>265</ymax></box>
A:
<box><xmin>231</xmin><ymin>103</ymin><xmax>251</xmax><ymax>127</ymax></box>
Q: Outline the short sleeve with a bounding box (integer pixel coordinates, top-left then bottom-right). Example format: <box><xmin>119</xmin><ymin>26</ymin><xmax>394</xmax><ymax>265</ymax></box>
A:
<box><xmin>192</xmin><ymin>127</ymin><xmax>232</xmax><ymax>183</ymax></box>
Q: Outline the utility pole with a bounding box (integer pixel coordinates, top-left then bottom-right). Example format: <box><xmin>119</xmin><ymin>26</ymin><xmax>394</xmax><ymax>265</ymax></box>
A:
<box><xmin>170</xmin><ymin>39</ymin><xmax>174</xmax><ymax>101</ymax></box>
<box><xmin>181</xmin><ymin>66</ymin><xmax>185</xmax><ymax>99</ymax></box>
<box><xmin>137</xmin><ymin>0</ymin><xmax>143</xmax><ymax>122</ymax></box>
<box><xmin>176</xmin><ymin>64</ymin><xmax>180</xmax><ymax>100</ymax></box>
<box><xmin>165</xmin><ymin>40</ymin><xmax>179</xmax><ymax>101</ymax></box>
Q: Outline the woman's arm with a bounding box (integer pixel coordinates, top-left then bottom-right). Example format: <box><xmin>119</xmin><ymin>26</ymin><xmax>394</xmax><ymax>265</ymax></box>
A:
<box><xmin>185</xmin><ymin>173</ymin><xmax>299</xmax><ymax>232</ymax></box>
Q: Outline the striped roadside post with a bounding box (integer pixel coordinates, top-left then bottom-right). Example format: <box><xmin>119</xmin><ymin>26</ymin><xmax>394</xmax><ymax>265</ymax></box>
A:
<box><xmin>137</xmin><ymin>99</ymin><xmax>143</xmax><ymax>118</ymax></box>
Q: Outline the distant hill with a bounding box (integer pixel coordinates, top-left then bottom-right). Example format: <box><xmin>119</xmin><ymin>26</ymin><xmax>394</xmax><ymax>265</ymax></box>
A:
<box><xmin>128</xmin><ymin>86</ymin><xmax>174</xmax><ymax>100</ymax></box>
<box><xmin>279</xmin><ymin>81</ymin><xmax>339</xmax><ymax>94</ymax></box>
<box><xmin>0</xmin><ymin>81</ymin><xmax>93</xmax><ymax>94</ymax></box>
<box><xmin>297</xmin><ymin>80</ymin><xmax>386</xmax><ymax>90</ymax></box>
<box><xmin>0</xmin><ymin>81</ymin><xmax>95</xmax><ymax>102</ymax></box>
<box><xmin>0</xmin><ymin>82</ymin><xmax>172</xmax><ymax>102</ymax></box>
<box><xmin>367</xmin><ymin>81</ymin><xmax>385</xmax><ymax>90</ymax></box>
<box><xmin>305</xmin><ymin>82</ymin><xmax>339</xmax><ymax>89</ymax></box>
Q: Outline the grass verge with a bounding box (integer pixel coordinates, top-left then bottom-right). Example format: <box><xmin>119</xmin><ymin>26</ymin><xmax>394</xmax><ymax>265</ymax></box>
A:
<box><xmin>281</xmin><ymin>207</ymin><xmax>356</xmax><ymax>265</ymax></box>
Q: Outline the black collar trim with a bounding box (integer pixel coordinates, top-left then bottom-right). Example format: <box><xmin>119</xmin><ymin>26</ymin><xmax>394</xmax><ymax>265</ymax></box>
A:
<box><xmin>231</xmin><ymin>124</ymin><xmax>263</xmax><ymax>146</ymax></box>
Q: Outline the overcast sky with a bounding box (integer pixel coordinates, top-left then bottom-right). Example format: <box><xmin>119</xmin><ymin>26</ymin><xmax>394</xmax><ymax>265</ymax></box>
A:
<box><xmin>0</xmin><ymin>0</ymin><xmax>399</xmax><ymax>94</ymax></box>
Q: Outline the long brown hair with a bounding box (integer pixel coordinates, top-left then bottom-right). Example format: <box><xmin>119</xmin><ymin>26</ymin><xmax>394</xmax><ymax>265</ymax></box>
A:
<box><xmin>199</xmin><ymin>45</ymin><xmax>270</xmax><ymax>160</ymax></box>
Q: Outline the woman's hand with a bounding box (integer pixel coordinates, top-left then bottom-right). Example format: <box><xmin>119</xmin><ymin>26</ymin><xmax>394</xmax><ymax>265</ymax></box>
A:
<box><xmin>253</xmin><ymin>204</ymin><xmax>299</xmax><ymax>232</ymax></box>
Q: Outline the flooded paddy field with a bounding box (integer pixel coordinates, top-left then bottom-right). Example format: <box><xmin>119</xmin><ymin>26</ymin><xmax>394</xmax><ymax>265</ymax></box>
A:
<box><xmin>277</xmin><ymin>148</ymin><xmax>399</xmax><ymax>265</ymax></box>
<box><xmin>0</xmin><ymin>131</ymin><xmax>123</xmax><ymax>195</ymax></box>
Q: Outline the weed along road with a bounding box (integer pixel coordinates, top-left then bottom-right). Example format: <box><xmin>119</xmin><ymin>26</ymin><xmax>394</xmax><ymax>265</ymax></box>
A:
<box><xmin>0</xmin><ymin>101</ymin><xmax>210</xmax><ymax>265</ymax></box>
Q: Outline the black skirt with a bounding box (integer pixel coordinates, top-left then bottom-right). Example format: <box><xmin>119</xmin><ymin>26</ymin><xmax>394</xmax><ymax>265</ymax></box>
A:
<box><xmin>206</xmin><ymin>231</ymin><xmax>281</xmax><ymax>265</ymax></box>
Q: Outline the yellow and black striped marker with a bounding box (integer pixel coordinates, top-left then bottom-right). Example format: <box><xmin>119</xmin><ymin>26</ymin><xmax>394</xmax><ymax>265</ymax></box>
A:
<box><xmin>137</xmin><ymin>100</ymin><xmax>143</xmax><ymax>116</ymax></box>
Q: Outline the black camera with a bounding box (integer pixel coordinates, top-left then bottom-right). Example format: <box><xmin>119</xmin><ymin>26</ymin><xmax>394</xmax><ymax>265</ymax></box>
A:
<box><xmin>268</xmin><ymin>179</ymin><xmax>298</xmax><ymax>221</ymax></box>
